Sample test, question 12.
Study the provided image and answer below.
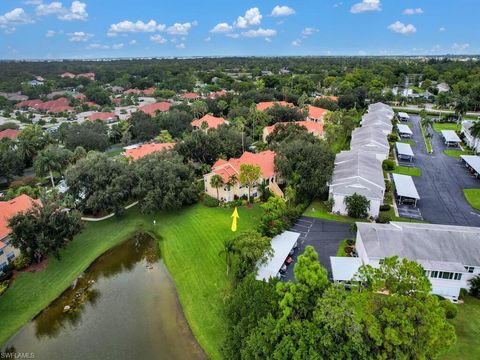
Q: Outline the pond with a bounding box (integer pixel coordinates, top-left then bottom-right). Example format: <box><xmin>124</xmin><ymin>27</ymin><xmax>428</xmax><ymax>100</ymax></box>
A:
<box><xmin>4</xmin><ymin>233</ymin><xmax>206</xmax><ymax>360</ymax></box>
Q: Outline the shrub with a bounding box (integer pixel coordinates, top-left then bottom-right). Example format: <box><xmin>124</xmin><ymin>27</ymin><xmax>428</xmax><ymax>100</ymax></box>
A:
<box><xmin>388</xmin><ymin>133</ymin><xmax>399</xmax><ymax>142</ymax></box>
<box><xmin>382</xmin><ymin>159</ymin><xmax>395</xmax><ymax>171</ymax></box>
<box><xmin>324</xmin><ymin>198</ymin><xmax>334</xmax><ymax>212</ymax></box>
<box><xmin>384</xmin><ymin>192</ymin><xmax>393</xmax><ymax>204</ymax></box>
<box><xmin>385</xmin><ymin>181</ymin><xmax>392</xmax><ymax>193</ymax></box>
<box><xmin>0</xmin><ymin>281</ymin><xmax>8</xmax><ymax>297</ymax></box>
<box><xmin>346</xmin><ymin>238</ymin><xmax>355</xmax><ymax>246</ymax></box>
<box><xmin>376</xmin><ymin>212</ymin><xmax>392</xmax><ymax>223</ymax></box>
<box><xmin>459</xmin><ymin>288</ymin><xmax>469</xmax><ymax>300</ymax></box>
<box><xmin>469</xmin><ymin>275</ymin><xmax>480</xmax><ymax>298</ymax></box>
<box><xmin>440</xmin><ymin>300</ymin><xmax>458</xmax><ymax>319</ymax></box>
<box><xmin>380</xmin><ymin>204</ymin><xmax>391</xmax><ymax>212</ymax></box>
<box><xmin>344</xmin><ymin>193</ymin><xmax>370</xmax><ymax>218</ymax></box>
<box><xmin>13</xmin><ymin>255</ymin><xmax>30</xmax><ymax>271</ymax></box>
<box><xmin>203</xmin><ymin>194</ymin><xmax>219</xmax><ymax>207</ymax></box>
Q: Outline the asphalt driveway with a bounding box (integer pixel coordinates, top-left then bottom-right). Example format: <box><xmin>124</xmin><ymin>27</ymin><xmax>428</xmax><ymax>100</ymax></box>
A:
<box><xmin>408</xmin><ymin>115</ymin><xmax>480</xmax><ymax>226</ymax></box>
<box><xmin>284</xmin><ymin>217</ymin><xmax>351</xmax><ymax>281</ymax></box>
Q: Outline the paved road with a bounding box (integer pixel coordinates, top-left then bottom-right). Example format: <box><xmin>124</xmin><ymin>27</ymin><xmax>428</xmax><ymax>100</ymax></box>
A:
<box><xmin>408</xmin><ymin>115</ymin><xmax>480</xmax><ymax>226</ymax></box>
<box><xmin>393</xmin><ymin>105</ymin><xmax>480</xmax><ymax>118</ymax></box>
<box><xmin>284</xmin><ymin>217</ymin><xmax>351</xmax><ymax>281</ymax></box>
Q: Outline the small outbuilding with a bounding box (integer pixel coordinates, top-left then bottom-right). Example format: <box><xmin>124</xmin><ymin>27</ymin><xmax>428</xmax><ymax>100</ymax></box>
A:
<box><xmin>397</xmin><ymin>124</ymin><xmax>413</xmax><ymax>138</ymax></box>
<box><xmin>330</xmin><ymin>256</ymin><xmax>362</xmax><ymax>282</ymax></box>
<box><xmin>256</xmin><ymin>231</ymin><xmax>300</xmax><ymax>281</ymax></box>
<box><xmin>397</xmin><ymin>112</ymin><xmax>410</xmax><ymax>121</ymax></box>
<box><xmin>396</xmin><ymin>142</ymin><xmax>414</xmax><ymax>162</ymax></box>
<box><xmin>392</xmin><ymin>173</ymin><xmax>420</xmax><ymax>206</ymax></box>
<box><xmin>441</xmin><ymin>130</ymin><xmax>462</xmax><ymax>147</ymax></box>
<box><xmin>460</xmin><ymin>155</ymin><xmax>480</xmax><ymax>178</ymax></box>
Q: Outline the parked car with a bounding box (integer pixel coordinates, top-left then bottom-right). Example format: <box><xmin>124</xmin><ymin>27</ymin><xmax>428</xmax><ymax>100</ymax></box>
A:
<box><xmin>289</xmin><ymin>248</ymin><xmax>295</xmax><ymax>256</ymax></box>
<box><xmin>285</xmin><ymin>256</ymin><xmax>293</xmax><ymax>265</ymax></box>
<box><xmin>279</xmin><ymin>264</ymin><xmax>287</xmax><ymax>274</ymax></box>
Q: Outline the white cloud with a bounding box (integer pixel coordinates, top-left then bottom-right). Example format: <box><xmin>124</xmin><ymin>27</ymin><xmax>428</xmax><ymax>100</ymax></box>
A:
<box><xmin>350</xmin><ymin>0</ymin><xmax>381</xmax><ymax>14</ymax></box>
<box><xmin>176</xmin><ymin>43</ymin><xmax>186</xmax><ymax>49</ymax></box>
<box><xmin>210</xmin><ymin>22</ymin><xmax>232</xmax><ymax>33</ymax></box>
<box><xmin>108</xmin><ymin>20</ymin><xmax>165</xmax><ymax>36</ymax></box>
<box><xmin>45</xmin><ymin>29</ymin><xmax>56</xmax><ymax>37</ymax></box>
<box><xmin>129</xmin><ymin>39</ymin><xmax>137</xmax><ymax>45</ymax></box>
<box><xmin>86</xmin><ymin>43</ymin><xmax>109</xmax><ymax>49</ymax></box>
<box><xmin>234</xmin><ymin>7</ymin><xmax>262</xmax><ymax>28</ymax></box>
<box><xmin>291</xmin><ymin>39</ymin><xmax>301</xmax><ymax>47</ymax></box>
<box><xmin>403</xmin><ymin>8</ymin><xmax>423</xmax><ymax>15</ymax></box>
<box><xmin>439</xmin><ymin>27</ymin><xmax>446</xmax><ymax>32</ymax></box>
<box><xmin>271</xmin><ymin>5</ymin><xmax>295</xmax><ymax>17</ymax></box>
<box><xmin>226</xmin><ymin>33</ymin><xmax>240</xmax><ymax>39</ymax></box>
<box><xmin>67</xmin><ymin>31</ymin><xmax>93</xmax><ymax>42</ymax></box>
<box><xmin>112</xmin><ymin>43</ymin><xmax>124</xmax><ymax>49</ymax></box>
<box><xmin>333</xmin><ymin>2</ymin><xmax>343</xmax><ymax>8</ymax></box>
<box><xmin>204</xmin><ymin>36</ymin><xmax>211</xmax><ymax>42</ymax></box>
<box><xmin>37</xmin><ymin>1</ymin><xmax>88</xmax><ymax>21</ymax></box>
<box><xmin>452</xmin><ymin>43</ymin><xmax>470</xmax><ymax>52</ymax></box>
<box><xmin>59</xmin><ymin>1</ymin><xmax>88</xmax><ymax>21</ymax></box>
<box><xmin>302</xmin><ymin>27</ymin><xmax>318</xmax><ymax>36</ymax></box>
<box><xmin>150</xmin><ymin>34</ymin><xmax>167</xmax><ymax>44</ymax></box>
<box><xmin>388</xmin><ymin>21</ymin><xmax>416</xmax><ymax>35</ymax></box>
<box><xmin>0</xmin><ymin>8</ymin><xmax>33</xmax><ymax>26</ymax></box>
<box><xmin>241</xmin><ymin>28</ymin><xmax>276</xmax><ymax>38</ymax></box>
<box><xmin>166</xmin><ymin>22</ymin><xmax>194</xmax><ymax>36</ymax></box>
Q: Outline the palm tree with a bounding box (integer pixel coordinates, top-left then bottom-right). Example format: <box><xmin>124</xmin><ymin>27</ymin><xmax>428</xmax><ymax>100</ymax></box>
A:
<box><xmin>210</xmin><ymin>174</ymin><xmax>224</xmax><ymax>201</ymax></box>
<box><xmin>470</xmin><ymin>121</ymin><xmax>480</xmax><ymax>153</ymax></box>
<box><xmin>285</xmin><ymin>185</ymin><xmax>296</xmax><ymax>208</ymax></box>
<box><xmin>421</xmin><ymin>117</ymin><xmax>434</xmax><ymax>136</ymax></box>
<box><xmin>226</xmin><ymin>174</ymin><xmax>238</xmax><ymax>201</ymax></box>
<box><xmin>454</xmin><ymin>100</ymin><xmax>469</xmax><ymax>129</ymax></box>
<box><xmin>219</xmin><ymin>238</ymin><xmax>236</xmax><ymax>275</ymax></box>
<box><xmin>34</xmin><ymin>150</ymin><xmax>60</xmax><ymax>187</ymax></box>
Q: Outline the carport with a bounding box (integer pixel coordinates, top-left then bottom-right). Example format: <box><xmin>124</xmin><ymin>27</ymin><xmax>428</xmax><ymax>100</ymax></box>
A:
<box><xmin>398</xmin><ymin>112</ymin><xmax>410</xmax><ymax>121</ymax></box>
<box><xmin>460</xmin><ymin>155</ymin><xmax>480</xmax><ymax>178</ymax></box>
<box><xmin>441</xmin><ymin>130</ymin><xmax>461</xmax><ymax>147</ymax></box>
<box><xmin>256</xmin><ymin>231</ymin><xmax>300</xmax><ymax>281</ymax></box>
<box><xmin>330</xmin><ymin>257</ymin><xmax>362</xmax><ymax>282</ymax></box>
<box><xmin>392</xmin><ymin>173</ymin><xmax>420</xmax><ymax>206</ymax></box>
<box><xmin>397</xmin><ymin>124</ymin><xmax>413</xmax><ymax>138</ymax></box>
<box><xmin>396</xmin><ymin>142</ymin><xmax>414</xmax><ymax>162</ymax></box>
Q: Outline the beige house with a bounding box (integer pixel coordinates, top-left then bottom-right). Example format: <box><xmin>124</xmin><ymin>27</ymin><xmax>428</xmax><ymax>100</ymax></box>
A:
<box><xmin>204</xmin><ymin>151</ymin><xmax>283</xmax><ymax>201</ymax></box>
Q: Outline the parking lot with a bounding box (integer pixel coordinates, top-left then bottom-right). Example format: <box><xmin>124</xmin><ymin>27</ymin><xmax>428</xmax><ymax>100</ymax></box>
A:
<box><xmin>284</xmin><ymin>217</ymin><xmax>351</xmax><ymax>281</ymax></box>
<box><xmin>403</xmin><ymin>115</ymin><xmax>480</xmax><ymax>226</ymax></box>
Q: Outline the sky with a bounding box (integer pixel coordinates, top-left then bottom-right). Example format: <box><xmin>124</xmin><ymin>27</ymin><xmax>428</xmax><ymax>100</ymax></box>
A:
<box><xmin>0</xmin><ymin>0</ymin><xmax>479</xmax><ymax>59</ymax></box>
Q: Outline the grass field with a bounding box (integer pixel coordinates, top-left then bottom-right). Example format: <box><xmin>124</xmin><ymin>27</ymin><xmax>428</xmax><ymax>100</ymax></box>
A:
<box><xmin>433</xmin><ymin>123</ymin><xmax>460</xmax><ymax>133</ymax></box>
<box><xmin>336</xmin><ymin>239</ymin><xmax>348</xmax><ymax>256</ymax></box>
<box><xmin>444</xmin><ymin>149</ymin><xmax>473</xmax><ymax>158</ymax></box>
<box><xmin>441</xmin><ymin>296</ymin><xmax>480</xmax><ymax>360</ymax></box>
<box><xmin>420</xmin><ymin>123</ymin><xmax>433</xmax><ymax>153</ymax></box>
<box><xmin>304</xmin><ymin>200</ymin><xmax>358</xmax><ymax>224</ymax></box>
<box><xmin>391</xmin><ymin>166</ymin><xmax>422</xmax><ymax>177</ymax></box>
<box><xmin>463</xmin><ymin>189</ymin><xmax>480</xmax><ymax>210</ymax></box>
<box><xmin>0</xmin><ymin>204</ymin><xmax>262</xmax><ymax>359</ymax></box>
<box><xmin>399</xmin><ymin>139</ymin><xmax>417</xmax><ymax>147</ymax></box>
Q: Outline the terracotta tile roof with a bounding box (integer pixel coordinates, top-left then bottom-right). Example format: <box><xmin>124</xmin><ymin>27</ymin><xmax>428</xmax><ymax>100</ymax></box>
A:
<box><xmin>307</xmin><ymin>105</ymin><xmax>328</xmax><ymax>120</ymax></box>
<box><xmin>0</xmin><ymin>129</ymin><xmax>20</xmax><ymax>140</ymax></box>
<box><xmin>16</xmin><ymin>99</ymin><xmax>43</xmax><ymax>108</ymax></box>
<box><xmin>0</xmin><ymin>194</ymin><xmax>38</xmax><ymax>241</ymax></box>
<box><xmin>88</xmin><ymin>112</ymin><xmax>116</xmax><ymax>122</ymax></box>
<box><xmin>124</xmin><ymin>87</ymin><xmax>156</xmax><ymax>96</ymax></box>
<box><xmin>16</xmin><ymin>98</ymin><xmax>73</xmax><ymax>113</ymax></box>
<box><xmin>84</xmin><ymin>101</ymin><xmax>98</xmax><ymax>107</ymax></box>
<box><xmin>211</xmin><ymin>151</ymin><xmax>276</xmax><ymax>182</ymax></box>
<box><xmin>208</xmin><ymin>90</ymin><xmax>227</xmax><ymax>99</ymax></box>
<box><xmin>191</xmin><ymin>114</ymin><xmax>227</xmax><ymax>130</ymax></box>
<box><xmin>60</xmin><ymin>72</ymin><xmax>76</xmax><ymax>78</ymax></box>
<box><xmin>139</xmin><ymin>102</ymin><xmax>171</xmax><ymax>116</ymax></box>
<box><xmin>181</xmin><ymin>92</ymin><xmax>200</xmax><ymax>100</ymax></box>
<box><xmin>77</xmin><ymin>73</ymin><xmax>96</xmax><ymax>80</ymax></box>
<box><xmin>142</xmin><ymin>87</ymin><xmax>156</xmax><ymax>95</ymax></box>
<box><xmin>263</xmin><ymin>121</ymin><xmax>324</xmax><ymax>138</ymax></box>
<box><xmin>256</xmin><ymin>101</ymin><xmax>294</xmax><ymax>112</ymax></box>
<box><xmin>124</xmin><ymin>142</ymin><xmax>175</xmax><ymax>161</ymax></box>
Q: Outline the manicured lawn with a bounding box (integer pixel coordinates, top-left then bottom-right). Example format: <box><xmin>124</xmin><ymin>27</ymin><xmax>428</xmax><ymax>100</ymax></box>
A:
<box><xmin>463</xmin><ymin>189</ymin><xmax>480</xmax><ymax>210</ymax></box>
<box><xmin>420</xmin><ymin>123</ymin><xmax>433</xmax><ymax>153</ymax></box>
<box><xmin>336</xmin><ymin>239</ymin><xmax>348</xmax><ymax>256</ymax></box>
<box><xmin>0</xmin><ymin>204</ymin><xmax>262</xmax><ymax>360</ymax></box>
<box><xmin>304</xmin><ymin>200</ymin><xmax>359</xmax><ymax>224</ymax></box>
<box><xmin>444</xmin><ymin>149</ymin><xmax>473</xmax><ymax>158</ymax></box>
<box><xmin>441</xmin><ymin>296</ymin><xmax>480</xmax><ymax>360</ymax></box>
<box><xmin>391</xmin><ymin>166</ymin><xmax>421</xmax><ymax>177</ymax></box>
<box><xmin>433</xmin><ymin>122</ymin><xmax>459</xmax><ymax>133</ymax></box>
<box><xmin>399</xmin><ymin>139</ymin><xmax>417</xmax><ymax>147</ymax></box>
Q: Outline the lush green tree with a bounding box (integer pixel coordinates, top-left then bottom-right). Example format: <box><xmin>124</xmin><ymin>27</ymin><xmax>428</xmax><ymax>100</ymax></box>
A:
<box><xmin>0</xmin><ymin>139</ymin><xmax>25</xmax><ymax>181</ymax></box>
<box><xmin>129</xmin><ymin>111</ymin><xmax>160</xmax><ymax>142</ymax></box>
<box><xmin>65</xmin><ymin>152</ymin><xmax>134</xmax><ymax>215</ymax></box>
<box><xmin>219</xmin><ymin>237</ymin><xmax>236</xmax><ymax>275</ymax></box>
<box><xmin>265</xmin><ymin>104</ymin><xmax>305</xmax><ymax>124</ymax></box>
<box><xmin>17</xmin><ymin>125</ymin><xmax>50</xmax><ymax>166</ymax></box>
<box><xmin>84</xmin><ymin>85</ymin><xmax>111</xmax><ymax>105</ymax></box>
<box><xmin>71</xmin><ymin>146</ymin><xmax>87</xmax><ymax>163</ymax></box>
<box><xmin>132</xmin><ymin>151</ymin><xmax>198</xmax><ymax>213</ymax></box>
<box><xmin>8</xmin><ymin>194</ymin><xmax>82</xmax><ymax>263</ymax></box>
<box><xmin>469</xmin><ymin>274</ymin><xmax>480</xmax><ymax>298</ymax></box>
<box><xmin>34</xmin><ymin>145</ymin><xmax>72</xmax><ymax>187</ymax></box>
<box><xmin>454</xmin><ymin>99</ymin><xmax>469</xmax><ymax>123</ymax></box>
<box><xmin>266</xmin><ymin>123</ymin><xmax>313</xmax><ymax>146</ymax></box>
<box><xmin>344</xmin><ymin>193</ymin><xmax>370</xmax><ymax>218</ymax></box>
<box><xmin>239</xmin><ymin>164</ymin><xmax>261</xmax><ymax>203</ymax></box>
<box><xmin>210</xmin><ymin>174</ymin><xmax>224</xmax><ymax>200</ymax></box>
<box><xmin>61</xmin><ymin>122</ymin><xmax>110</xmax><ymax>152</ymax></box>
<box><xmin>156</xmin><ymin>110</ymin><xmax>193</xmax><ymax>138</ymax></box>
<box><xmin>222</xmin><ymin>275</ymin><xmax>278</xmax><ymax>360</ymax></box>
<box><xmin>259</xmin><ymin>196</ymin><xmax>289</xmax><ymax>237</ymax></box>
<box><xmin>191</xmin><ymin>100</ymin><xmax>208</xmax><ymax>118</ymax></box>
<box><xmin>275</xmin><ymin>139</ymin><xmax>335</xmax><ymax>200</ymax></box>
<box><xmin>232</xmin><ymin>230</ymin><xmax>272</xmax><ymax>281</ymax></box>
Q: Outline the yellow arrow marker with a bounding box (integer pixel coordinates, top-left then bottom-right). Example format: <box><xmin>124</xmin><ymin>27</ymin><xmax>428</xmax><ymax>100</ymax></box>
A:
<box><xmin>231</xmin><ymin>207</ymin><xmax>240</xmax><ymax>232</ymax></box>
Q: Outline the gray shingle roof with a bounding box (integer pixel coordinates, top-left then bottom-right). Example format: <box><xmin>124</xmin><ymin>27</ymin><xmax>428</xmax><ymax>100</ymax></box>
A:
<box><xmin>357</xmin><ymin>222</ymin><xmax>480</xmax><ymax>267</ymax></box>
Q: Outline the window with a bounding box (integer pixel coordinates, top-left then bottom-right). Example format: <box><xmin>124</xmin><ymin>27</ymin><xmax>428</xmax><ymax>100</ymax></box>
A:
<box><xmin>7</xmin><ymin>252</ymin><xmax>15</xmax><ymax>261</ymax></box>
<box><xmin>0</xmin><ymin>249</ymin><xmax>4</xmax><ymax>256</ymax></box>
<box><xmin>430</xmin><ymin>271</ymin><xmax>438</xmax><ymax>278</ymax></box>
<box><xmin>465</xmin><ymin>266</ymin><xmax>475</xmax><ymax>273</ymax></box>
<box><xmin>441</xmin><ymin>272</ymin><xmax>451</xmax><ymax>280</ymax></box>
<box><xmin>454</xmin><ymin>273</ymin><xmax>463</xmax><ymax>281</ymax></box>
<box><xmin>0</xmin><ymin>262</ymin><xmax>7</xmax><ymax>272</ymax></box>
